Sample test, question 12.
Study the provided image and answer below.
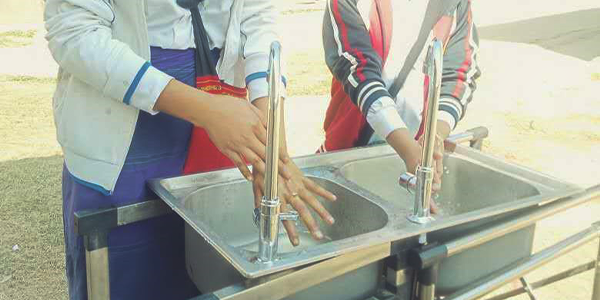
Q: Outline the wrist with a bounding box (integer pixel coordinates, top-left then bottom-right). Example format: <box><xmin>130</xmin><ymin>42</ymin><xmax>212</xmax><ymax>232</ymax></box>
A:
<box><xmin>437</xmin><ymin>120</ymin><xmax>452</xmax><ymax>140</ymax></box>
<box><xmin>386</xmin><ymin>128</ymin><xmax>421</xmax><ymax>164</ymax></box>
<box><xmin>191</xmin><ymin>92</ymin><xmax>219</xmax><ymax>128</ymax></box>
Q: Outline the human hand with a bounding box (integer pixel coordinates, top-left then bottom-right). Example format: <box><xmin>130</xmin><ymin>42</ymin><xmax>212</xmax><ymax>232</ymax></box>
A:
<box><xmin>386</xmin><ymin>128</ymin><xmax>442</xmax><ymax>214</ymax></box>
<box><xmin>154</xmin><ymin>81</ymin><xmax>290</xmax><ymax>181</ymax></box>
<box><xmin>199</xmin><ymin>95</ymin><xmax>291</xmax><ymax>181</ymax></box>
<box><xmin>418</xmin><ymin>120</ymin><xmax>451</xmax><ymax>191</ymax></box>
<box><xmin>252</xmin><ymin>160</ymin><xmax>337</xmax><ymax>246</ymax></box>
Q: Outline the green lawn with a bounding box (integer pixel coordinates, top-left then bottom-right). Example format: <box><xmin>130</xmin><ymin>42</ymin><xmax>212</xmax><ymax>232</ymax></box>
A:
<box><xmin>0</xmin><ymin>30</ymin><xmax>37</xmax><ymax>48</ymax></box>
<box><xmin>0</xmin><ymin>156</ymin><xmax>65</xmax><ymax>300</ymax></box>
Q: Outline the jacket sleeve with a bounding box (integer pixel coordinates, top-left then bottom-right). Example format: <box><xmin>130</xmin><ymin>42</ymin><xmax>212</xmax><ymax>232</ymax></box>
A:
<box><xmin>439</xmin><ymin>0</ymin><xmax>481</xmax><ymax>129</ymax></box>
<box><xmin>240</xmin><ymin>0</ymin><xmax>287</xmax><ymax>102</ymax></box>
<box><xmin>44</xmin><ymin>0</ymin><xmax>172</xmax><ymax>114</ymax></box>
<box><xmin>323</xmin><ymin>0</ymin><xmax>394</xmax><ymax>116</ymax></box>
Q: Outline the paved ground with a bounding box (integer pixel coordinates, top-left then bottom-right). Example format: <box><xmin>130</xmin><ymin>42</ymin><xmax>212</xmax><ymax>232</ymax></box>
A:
<box><xmin>1</xmin><ymin>0</ymin><xmax>599</xmax><ymax>299</ymax></box>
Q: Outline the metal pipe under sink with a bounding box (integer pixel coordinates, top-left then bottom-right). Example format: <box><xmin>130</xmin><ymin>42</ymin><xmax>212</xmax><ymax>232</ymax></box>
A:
<box><xmin>257</xmin><ymin>41</ymin><xmax>299</xmax><ymax>262</ymax></box>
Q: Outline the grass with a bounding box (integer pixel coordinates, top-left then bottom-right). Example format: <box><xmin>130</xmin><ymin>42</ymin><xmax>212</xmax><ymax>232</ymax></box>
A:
<box><xmin>286</xmin><ymin>52</ymin><xmax>331</xmax><ymax>97</ymax></box>
<box><xmin>0</xmin><ymin>74</ymin><xmax>64</xmax><ymax>299</ymax></box>
<box><xmin>0</xmin><ymin>30</ymin><xmax>37</xmax><ymax>48</ymax></box>
<box><xmin>0</xmin><ymin>156</ymin><xmax>66</xmax><ymax>300</ymax></box>
<box><xmin>0</xmin><ymin>75</ymin><xmax>61</xmax><ymax>162</ymax></box>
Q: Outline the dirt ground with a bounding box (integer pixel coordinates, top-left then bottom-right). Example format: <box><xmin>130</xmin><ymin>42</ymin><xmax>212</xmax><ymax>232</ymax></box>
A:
<box><xmin>1</xmin><ymin>0</ymin><xmax>599</xmax><ymax>299</ymax></box>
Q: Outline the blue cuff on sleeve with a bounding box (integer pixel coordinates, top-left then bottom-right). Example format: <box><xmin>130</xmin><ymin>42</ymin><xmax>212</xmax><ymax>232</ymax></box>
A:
<box><xmin>245</xmin><ymin>72</ymin><xmax>287</xmax><ymax>87</ymax></box>
<box><xmin>123</xmin><ymin>61</ymin><xmax>152</xmax><ymax>105</ymax></box>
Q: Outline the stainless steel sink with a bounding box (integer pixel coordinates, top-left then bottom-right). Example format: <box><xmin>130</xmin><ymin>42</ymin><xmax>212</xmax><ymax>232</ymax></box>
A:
<box><xmin>340</xmin><ymin>155</ymin><xmax>540</xmax><ymax>214</ymax></box>
<box><xmin>161</xmin><ymin>173</ymin><xmax>392</xmax><ymax>293</ymax></box>
<box><xmin>339</xmin><ymin>153</ymin><xmax>543</xmax><ymax>294</ymax></box>
<box><xmin>184</xmin><ymin>176</ymin><xmax>388</xmax><ymax>257</ymax></box>
<box><xmin>150</xmin><ymin>142</ymin><xmax>579</xmax><ymax>297</ymax></box>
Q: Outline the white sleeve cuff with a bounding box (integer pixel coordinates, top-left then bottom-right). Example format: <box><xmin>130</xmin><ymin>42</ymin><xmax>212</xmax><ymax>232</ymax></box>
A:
<box><xmin>246</xmin><ymin>77</ymin><xmax>287</xmax><ymax>102</ymax></box>
<box><xmin>128</xmin><ymin>65</ymin><xmax>173</xmax><ymax>115</ymax></box>
<box><xmin>366</xmin><ymin>96</ymin><xmax>407</xmax><ymax>139</ymax></box>
<box><xmin>437</xmin><ymin>110</ymin><xmax>457</xmax><ymax>130</ymax></box>
<box><xmin>244</xmin><ymin>52</ymin><xmax>287</xmax><ymax>102</ymax></box>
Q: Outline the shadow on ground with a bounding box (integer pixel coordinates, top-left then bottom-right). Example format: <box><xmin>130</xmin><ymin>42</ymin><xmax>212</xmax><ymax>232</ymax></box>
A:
<box><xmin>0</xmin><ymin>155</ymin><xmax>67</xmax><ymax>300</ymax></box>
<box><xmin>479</xmin><ymin>8</ymin><xmax>600</xmax><ymax>61</ymax></box>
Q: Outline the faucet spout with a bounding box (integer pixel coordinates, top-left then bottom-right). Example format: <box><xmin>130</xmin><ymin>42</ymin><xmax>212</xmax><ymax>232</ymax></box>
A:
<box><xmin>257</xmin><ymin>41</ymin><xmax>298</xmax><ymax>262</ymax></box>
<box><xmin>403</xmin><ymin>39</ymin><xmax>444</xmax><ymax>226</ymax></box>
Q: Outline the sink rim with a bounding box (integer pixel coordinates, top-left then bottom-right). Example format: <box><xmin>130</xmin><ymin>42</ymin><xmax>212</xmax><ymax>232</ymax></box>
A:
<box><xmin>148</xmin><ymin>143</ymin><xmax>581</xmax><ymax>278</ymax></box>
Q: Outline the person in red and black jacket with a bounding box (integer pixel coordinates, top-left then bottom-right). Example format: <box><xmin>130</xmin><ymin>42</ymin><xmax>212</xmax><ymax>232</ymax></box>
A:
<box><xmin>321</xmin><ymin>0</ymin><xmax>481</xmax><ymax>190</ymax></box>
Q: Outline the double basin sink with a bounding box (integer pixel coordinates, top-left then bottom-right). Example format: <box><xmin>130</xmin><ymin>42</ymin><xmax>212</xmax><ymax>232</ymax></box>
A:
<box><xmin>149</xmin><ymin>141</ymin><xmax>578</xmax><ymax>297</ymax></box>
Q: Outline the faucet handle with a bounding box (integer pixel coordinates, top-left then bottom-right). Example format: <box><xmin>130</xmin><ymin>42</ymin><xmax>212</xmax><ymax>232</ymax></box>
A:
<box><xmin>253</xmin><ymin>207</ymin><xmax>299</xmax><ymax>228</ymax></box>
<box><xmin>280</xmin><ymin>210</ymin><xmax>299</xmax><ymax>221</ymax></box>
<box><xmin>399</xmin><ymin>173</ymin><xmax>417</xmax><ymax>194</ymax></box>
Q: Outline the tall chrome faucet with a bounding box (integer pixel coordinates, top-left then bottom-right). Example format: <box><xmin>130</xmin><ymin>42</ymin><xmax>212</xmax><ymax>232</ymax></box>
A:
<box><xmin>399</xmin><ymin>39</ymin><xmax>444</xmax><ymax>226</ymax></box>
<box><xmin>256</xmin><ymin>41</ymin><xmax>299</xmax><ymax>262</ymax></box>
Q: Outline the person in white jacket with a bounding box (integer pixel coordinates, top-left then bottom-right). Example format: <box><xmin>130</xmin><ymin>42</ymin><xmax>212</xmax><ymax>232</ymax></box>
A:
<box><xmin>44</xmin><ymin>0</ymin><xmax>335</xmax><ymax>299</ymax></box>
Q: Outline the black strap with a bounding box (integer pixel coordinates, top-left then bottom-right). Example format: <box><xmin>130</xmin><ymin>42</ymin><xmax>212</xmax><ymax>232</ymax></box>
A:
<box><xmin>388</xmin><ymin>0</ymin><xmax>460</xmax><ymax>98</ymax></box>
<box><xmin>177</xmin><ymin>0</ymin><xmax>218</xmax><ymax>77</ymax></box>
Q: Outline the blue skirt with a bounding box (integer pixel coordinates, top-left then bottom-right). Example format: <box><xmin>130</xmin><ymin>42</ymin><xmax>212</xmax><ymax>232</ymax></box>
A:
<box><xmin>62</xmin><ymin>47</ymin><xmax>200</xmax><ymax>300</ymax></box>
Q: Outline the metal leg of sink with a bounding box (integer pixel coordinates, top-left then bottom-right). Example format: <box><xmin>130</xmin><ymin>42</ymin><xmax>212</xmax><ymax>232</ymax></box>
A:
<box><xmin>84</xmin><ymin>233</ymin><xmax>110</xmax><ymax>300</ymax></box>
<box><xmin>592</xmin><ymin>237</ymin><xmax>600</xmax><ymax>300</ymax></box>
<box><xmin>415</xmin><ymin>264</ymin><xmax>438</xmax><ymax>300</ymax></box>
<box><xmin>486</xmin><ymin>260</ymin><xmax>596</xmax><ymax>300</ymax></box>
<box><xmin>443</xmin><ymin>223</ymin><xmax>600</xmax><ymax>300</ymax></box>
<box><xmin>519</xmin><ymin>277</ymin><xmax>538</xmax><ymax>300</ymax></box>
<box><xmin>75</xmin><ymin>199</ymin><xmax>173</xmax><ymax>300</ymax></box>
<box><xmin>384</xmin><ymin>254</ymin><xmax>413</xmax><ymax>299</ymax></box>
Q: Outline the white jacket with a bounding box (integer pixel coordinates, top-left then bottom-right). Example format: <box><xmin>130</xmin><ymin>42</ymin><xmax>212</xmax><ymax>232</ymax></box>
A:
<box><xmin>44</xmin><ymin>0</ymin><xmax>282</xmax><ymax>194</ymax></box>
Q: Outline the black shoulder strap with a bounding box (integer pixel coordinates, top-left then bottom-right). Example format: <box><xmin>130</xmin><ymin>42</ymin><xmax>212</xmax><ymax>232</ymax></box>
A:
<box><xmin>177</xmin><ymin>0</ymin><xmax>218</xmax><ymax>77</ymax></box>
<box><xmin>388</xmin><ymin>0</ymin><xmax>459</xmax><ymax>98</ymax></box>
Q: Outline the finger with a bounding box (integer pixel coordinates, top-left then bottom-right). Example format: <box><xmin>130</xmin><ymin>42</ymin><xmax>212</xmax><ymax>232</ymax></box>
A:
<box><xmin>430</xmin><ymin>199</ymin><xmax>440</xmax><ymax>215</ymax></box>
<box><xmin>281</xmin><ymin>204</ymin><xmax>299</xmax><ymax>246</ymax></box>
<box><xmin>279</xmin><ymin>146</ymin><xmax>291</xmax><ymax>164</ymax></box>
<box><xmin>247</xmin><ymin>137</ymin><xmax>292</xmax><ymax>181</ymax></box>
<box><xmin>298</xmin><ymin>188</ymin><xmax>335</xmax><ymax>225</ymax></box>
<box><xmin>433</xmin><ymin>149</ymin><xmax>444</xmax><ymax>161</ymax></box>
<box><xmin>242</xmin><ymin>148</ymin><xmax>266</xmax><ymax>175</ymax></box>
<box><xmin>435</xmin><ymin>159</ymin><xmax>444</xmax><ymax>180</ymax></box>
<box><xmin>226</xmin><ymin>150</ymin><xmax>253</xmax><ymax>181</ymax></box>
<box><xmin>253</xmin><ymin>180</ymin><xmax>263</xmax><ymax>208</ymax></box>
<box><xmin>278</xmin><ymin>160</ymin><xmax>292</xmax><ymax>181</ymax></box>
<box><xmin>303</xmin><ymin>178</ymin><xmax>337</xmax><ymax>202</ymax></box>
<box><xmin>248</xmin><ymin>137</ymin><xmax>267</xmax><ymax>161</ymax></box>
<box><xmin>288</xmin><ymin>194</ymin><xmax>324</xmax><ymax>240</ymax></box>
<box><xmin>432</xmin><ymin>164</ymin><xmax>442</xmax><ymax>192</ymax></box>
<box><xmin>254</xmin><ymin>125</ymin><xmax>268</xmax><ymax>146</ymax></box>
<box><xmin>282</xmin><ymin>220</ymin><xmax>299</xmax><ymax>246</ymax></box>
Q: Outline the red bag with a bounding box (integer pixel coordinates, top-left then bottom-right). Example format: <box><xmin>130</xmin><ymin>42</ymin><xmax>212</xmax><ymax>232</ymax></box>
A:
<box><xmin>181</xmin><ymin>4</ymin><xmax>248</xmax><ymax>174</ymax></box>
<box><xmin>183</xmin><ymin>76</ymin><xmax>247</xmax><ymax>175</ymax></box>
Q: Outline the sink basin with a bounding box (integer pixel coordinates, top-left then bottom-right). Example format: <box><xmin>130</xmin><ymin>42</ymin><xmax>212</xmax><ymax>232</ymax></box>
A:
<box><xmin>181</xmin><ymin>175</ymin><xmax>389</xmax><ymax>293</ymax></box>
<box><xmin>185</xmin><ymin>175</ymin><xmax>387</xmax><ymax>253</ymax></box>
<box><xmin>339</xmin><ymin>153</ymin><xmax>541</xmax><ymax>294</ymax></box>
<box><xmin>340</xmin><ymin>154</ymin><xmax>540</xmax><ymax>215</ymax></box>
